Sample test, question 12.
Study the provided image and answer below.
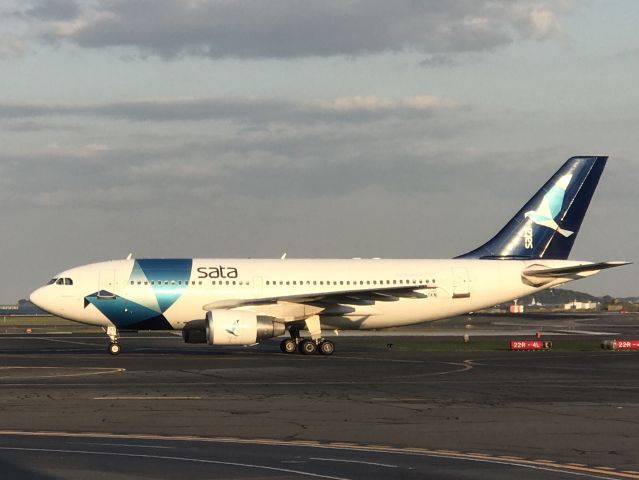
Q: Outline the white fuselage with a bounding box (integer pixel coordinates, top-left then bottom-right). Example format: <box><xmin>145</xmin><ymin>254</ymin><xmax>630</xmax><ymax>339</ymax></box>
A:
<box><xmin>30</xmin><ymin>257</ymin><xmax>580</xmax><ymax>331</ymax></box>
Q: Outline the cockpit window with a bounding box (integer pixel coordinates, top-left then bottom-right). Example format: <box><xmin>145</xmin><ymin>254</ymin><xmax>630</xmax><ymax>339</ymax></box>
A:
<box><xmin>53</xmin><ymin>277</ymin><xmax>73</xmax><ymax>286</ymax></box>
<box><xmin>64</xmin><ymin>278</ymin><xmax>73</xmax><ymax>285</ymax></box>
<box><xmin>56</xmin><ymin>278</ymin><xmax>64</xmax><ymax>285</ymax></box>
<box><xmin>47</xmin><ymin>278</ymin><xmax>57</xmax><ymax>285</ymax></box>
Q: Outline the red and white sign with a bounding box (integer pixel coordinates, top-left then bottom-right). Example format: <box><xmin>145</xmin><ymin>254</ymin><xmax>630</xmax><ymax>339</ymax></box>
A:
<box><xmin>613</xmin><ymin>340</ymin><xmax>639</xmax><ymax>350</ymax></box>
<box><xmin>510</xmin><ymin>340</ymin><xmax>552</xmax><ymax>351</ymax></box>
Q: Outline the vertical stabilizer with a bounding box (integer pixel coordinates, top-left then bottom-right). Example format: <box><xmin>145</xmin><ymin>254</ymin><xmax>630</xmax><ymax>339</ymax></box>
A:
<box><xmin>457</xmin><ymin>156</ymin><xmax>607</xmax><ymax>260</ymax></box>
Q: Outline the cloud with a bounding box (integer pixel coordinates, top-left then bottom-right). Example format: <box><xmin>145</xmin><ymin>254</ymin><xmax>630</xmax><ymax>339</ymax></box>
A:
<box><xmin>0</xmin><ymin>95</ymin><xmax>462</xmax><ymax>123</ymax></box>
<box><xmin>0</xmin><ymin>102</ymin><xmax>479</xmax><ymax>212</ymax></box>
<box><xmin>22</xmin><ymin>0</ymin><xmax>81</xmax><ymax>21</ymax></box>
<box><xmin>0</xmin><ymin>34</ymin><xmax>28</xmax><ymax>59</ymax></box>
<box><xmin>28</xmin><ymin>0</ymin><xmax>570</xmax><ymax>59</ymax></box>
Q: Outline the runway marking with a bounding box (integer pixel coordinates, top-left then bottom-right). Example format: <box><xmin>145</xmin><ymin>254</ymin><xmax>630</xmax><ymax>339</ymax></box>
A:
<box><xmin>0</xmin><ymin>446</ymin><xmax>351</xmax><ymax>480</ymax></box>
<box><xmin>330</xmin><ymin>355</ymin><xmax>424</xmax><ymax>364</ymax></box>
<box><xmin>0</xmin><ymin>431</ymin><xmax>634</xmax><ymax>479</ymax></box>
<box><xmin>432</xmin><ymin>360</ymin><xmax>475</xmax><ymax>375</ymax></box>
<box><xmin>93</xmin><ymin>396</ymin><xmax>201</xmax><ymax>400</ymax></box>
<box><xmin>33</xmin><ymin>337</ymin><xmax>103</xmax><ymax>347</ymax></box>
<box><xmin>310</xmin><ymin>457</ymin><xmax>398</xmax><ymax>468</ymax></box>
<box><xmin>0</xmin><ymin>336</ymin><xmax>104</xmax><ymax>347</ymax></box>
<box><xmin>0</xmin><ymin>367</ymin><xmax>125</xmax><ymax>380</ymax></box>
<box><xmin>73</xmin><ymin>441</ymin><xmax>175</xmax><ymax>449</ymax></box>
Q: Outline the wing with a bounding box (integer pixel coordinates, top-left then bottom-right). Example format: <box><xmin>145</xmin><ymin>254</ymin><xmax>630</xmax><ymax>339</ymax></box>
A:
<box><xmin>202</xmin><ymin>283</ymin><xmax>432</xmax><ymax>322</ymax></box>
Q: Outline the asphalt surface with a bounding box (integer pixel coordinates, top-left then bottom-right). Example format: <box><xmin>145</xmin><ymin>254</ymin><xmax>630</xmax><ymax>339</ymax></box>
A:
<box><xmin>0</xmin><ymin>315</ymin><xmax>638</xmax><ymax>479</ymax></box>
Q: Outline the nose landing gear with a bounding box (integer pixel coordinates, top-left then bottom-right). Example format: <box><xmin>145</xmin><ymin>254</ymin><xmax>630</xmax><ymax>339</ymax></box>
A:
<box><xmin>104</xmin><ymin>325</ymin><xmax>121</xmax><ymax>355</ymax></box>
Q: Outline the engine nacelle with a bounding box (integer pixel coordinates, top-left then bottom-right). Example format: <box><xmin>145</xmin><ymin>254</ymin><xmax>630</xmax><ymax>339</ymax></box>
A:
<box><xmin>205</xmin><ymin>309</ymin><xmax>285</xmax><ymax>346</ymax></box>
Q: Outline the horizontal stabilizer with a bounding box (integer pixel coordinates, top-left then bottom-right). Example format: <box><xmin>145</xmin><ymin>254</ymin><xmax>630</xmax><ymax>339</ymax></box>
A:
<box><xmin>522</xmin><ymin>261</ymin><xmax>630</xmax><ymax>286</ymax></box>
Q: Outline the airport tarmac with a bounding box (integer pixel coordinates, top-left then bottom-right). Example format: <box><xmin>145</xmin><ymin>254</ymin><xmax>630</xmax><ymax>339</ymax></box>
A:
<box><xmin>0</xmin><ymin>314</ymin><xmax>638</xmax><ymax>479</ymax></box>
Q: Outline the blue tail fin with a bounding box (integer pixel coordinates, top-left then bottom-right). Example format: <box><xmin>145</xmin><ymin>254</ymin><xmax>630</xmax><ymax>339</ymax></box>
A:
<box><xmin>458</xmin><ymin>156</ymin><xmax>607</xmax><ymax>260</ymax></box>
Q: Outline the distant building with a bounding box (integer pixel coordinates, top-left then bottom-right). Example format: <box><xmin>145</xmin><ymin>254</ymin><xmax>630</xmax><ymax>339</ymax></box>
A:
<box><xmin>0</xmin><ymin>301</ymin><xmax>49</xmax><ymax>315</ymax></box>
<box><xmin>564</xmin><ymin>300</ymin><xmax>598</xmax><ymax>310</ymax></box>
<box><xmin>528</xmin><ymin>297</ymin><xmax>543</xmax><ymax>307</ymax></box>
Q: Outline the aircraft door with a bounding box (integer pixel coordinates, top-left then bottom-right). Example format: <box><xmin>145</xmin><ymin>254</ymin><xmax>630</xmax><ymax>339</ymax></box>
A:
<box><xmin>451</xmin><ymin>268</ymin><xmax>471</xmax><ymax>299</ymax></box>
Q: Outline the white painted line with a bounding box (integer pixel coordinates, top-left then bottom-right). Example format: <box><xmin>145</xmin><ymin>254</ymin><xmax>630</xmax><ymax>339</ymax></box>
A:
<box><xmin>38</xmin><ymin>337</ymin><xmax>105</xmax><ymax>347</ymax></box>
<box><xmin>72</xmin><ymin>441</ymin><xmax>175</xmax><ymax>450</ymax></box>
<box><xmin>0</xmin><ymin>431</ymin><xmax>630</xmax><ymax>479</ymax></box>
<box><xmin>0</xmin><ymin>447</ymin><xmax>352</xmax><ymax>480</ymax></box>
<box><xmin>93</xmin><ymin>396</ymin><xmax>201</xmax><ymax>400</ymax></box>
<box><xmin>0</xmin><ymin>367</ymin><xmax>125</xmax><ymax>380</ymax></box>
<box><xmin>310</xmin><ymin>457</ymin><xmax>398</xmax><ymax>468</ymax></box>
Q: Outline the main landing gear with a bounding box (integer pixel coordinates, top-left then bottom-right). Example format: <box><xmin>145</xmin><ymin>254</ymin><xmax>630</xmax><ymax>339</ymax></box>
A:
<box><xmin>279</xmin><ymin>337</ymin><xmax>335</xmax><ymax>355</ymax></box>
<box><xmin>279</xmin><ymin>315</ymin><xmax>335</xmax><ymax>356</ymax></box>
<box><xmin>104</xmin><ymin>325</ymin><xmax>121</xmax><ymax>355</ymax></box>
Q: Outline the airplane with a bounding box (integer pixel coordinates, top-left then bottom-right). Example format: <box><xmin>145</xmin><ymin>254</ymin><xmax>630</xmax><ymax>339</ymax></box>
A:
<box><xmin>29</xmin><ymin>156</ymin><xmax>629</xmax><ymax>356</ymax></box>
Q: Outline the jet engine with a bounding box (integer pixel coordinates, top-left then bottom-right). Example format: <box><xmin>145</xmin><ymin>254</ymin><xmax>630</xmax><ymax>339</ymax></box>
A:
<box><xmin>205</xmin><ymin>309</ymin><xmax>285</xmax><ymax>346</ymax></box>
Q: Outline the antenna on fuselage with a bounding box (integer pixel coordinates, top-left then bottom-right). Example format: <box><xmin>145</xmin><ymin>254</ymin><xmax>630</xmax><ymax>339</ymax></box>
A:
<box><xmin>126</xmin><ymin>253</ymin><xmax>134</xmax><ymax>260</ymax></box>
<box><xmin>281</xmin><ymin>252</ymin><xmax>287</xmax><ymax>260</ymax></box>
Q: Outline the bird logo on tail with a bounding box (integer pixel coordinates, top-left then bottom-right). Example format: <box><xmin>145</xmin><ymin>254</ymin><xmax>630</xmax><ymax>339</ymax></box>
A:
<box><xmin>524</xmin><ymin>173</ymin><xmax>574</xmax><ymax>238</ymax></box>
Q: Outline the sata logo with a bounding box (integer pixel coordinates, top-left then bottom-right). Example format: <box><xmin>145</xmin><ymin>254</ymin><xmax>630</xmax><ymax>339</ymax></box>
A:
<box><xmin>197</xmin><ymin>266</ymin><xmax>239</xmax><ymax>279</ymax></box>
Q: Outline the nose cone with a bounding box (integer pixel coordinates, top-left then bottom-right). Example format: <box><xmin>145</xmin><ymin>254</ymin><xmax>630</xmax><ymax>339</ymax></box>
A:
<box><xmin>30</xmin><ymin>287</ymin><xmax>50</xmax><ymax>313</ymax></box>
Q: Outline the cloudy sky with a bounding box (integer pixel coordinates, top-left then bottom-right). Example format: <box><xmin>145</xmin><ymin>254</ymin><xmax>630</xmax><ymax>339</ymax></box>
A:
<box><xmin>1</xmin><ymin>0</ymin><xmax>638</xmax><ymax>302</ymax></box>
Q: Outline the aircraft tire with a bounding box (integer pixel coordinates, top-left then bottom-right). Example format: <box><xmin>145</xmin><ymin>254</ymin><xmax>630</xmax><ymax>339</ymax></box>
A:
<box><xmin>318</xmin><ymin>340</ymin><xmax>335</xmax><ymax>355</ymax></box>
<box><xmin>300</xmin><ymin>339</ymin><xmax>317</xmax><ymax>355</ymax></box>
<box><xmin>280</xmin><ymin>338</ymin><xmax>297</xmax><ymax>354</ymax></box>
<box><xmin>108</xmin><ymin>343</ymin><xmax>121</xmax><ymax>355</ymax></box>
